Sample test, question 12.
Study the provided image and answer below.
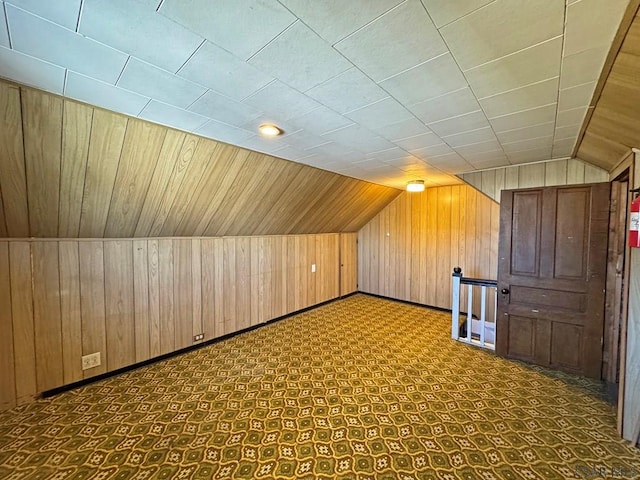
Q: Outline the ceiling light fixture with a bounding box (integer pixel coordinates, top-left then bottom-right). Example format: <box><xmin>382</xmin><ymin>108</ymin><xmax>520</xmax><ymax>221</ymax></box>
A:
<box><xmin>406</xmin><ymin>180</ymin><xmax>425</xmax><ymax>192</ymax></box>
<box><xmin>259</xmin><ymin>123</ymin><xmax>283</xmax><ymax>137</ymax></box>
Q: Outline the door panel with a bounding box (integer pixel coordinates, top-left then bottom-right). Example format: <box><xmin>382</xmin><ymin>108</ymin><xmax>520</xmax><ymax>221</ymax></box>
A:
<box><xmin>497</xmin><ymin>183</ymin><xmax>610</xmax><ymax>378</ymax></box>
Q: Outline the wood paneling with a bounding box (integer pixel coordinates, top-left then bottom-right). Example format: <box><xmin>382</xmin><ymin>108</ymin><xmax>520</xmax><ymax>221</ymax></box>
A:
<box><xmin>340</xmin><ymin>233</ymin><xmax>358</xmax><ymax>296</ymax></box>
<box><xmin>0</xmin><ymin>80</ymin><xmax>399</xmax><ymax>239</ymax></box>
<box><xmin>461</xmin><ymin>158</ymin><xmax>608</xmax><ymax>202</ymax></box>
<box><xmin>0</xmin><ymin>233</ymin><xmax>352</xmax><ymax>412</ymax></box>
<box><xmin>358</xmin><ymin>185</ymin><xmax>499</xmax><ymax>310</ymax></box>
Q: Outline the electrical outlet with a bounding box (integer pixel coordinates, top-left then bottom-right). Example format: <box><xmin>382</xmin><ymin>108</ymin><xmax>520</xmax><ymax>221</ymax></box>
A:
<box><xmin>193</xmin><ymin>333</ymin><xmax>204</xmax><ymax>342</ymax></box>
<box><xmin>81</xmin><ymin>352</ymin><xmax>101</xmax><ymax>370</ymax></box>
<box><xmin>311</xmin><ymin>263</ymin><xmax>316</xmax><ymax>273</ymax></box>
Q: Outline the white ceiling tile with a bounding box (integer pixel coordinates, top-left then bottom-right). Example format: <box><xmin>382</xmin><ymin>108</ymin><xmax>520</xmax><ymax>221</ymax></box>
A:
<box><xmin>560</xmin><ymin>46</ymin><xmax>609</xmax><ymax>89</ymax></box>
<box><xmin>380</xmin><ymin>53</ymin><xmax>467</xmax><ymax>105</ymax></box>
<box><xmin>409</xmin><ymin>87</ymin><xmax>481</xmax><ymax>124</ymax></box>
<box><xmin>7</xmin><ymin>0</ymin><xmax>81</xmax><ymax>30</ymax></box>
<box><xmin>410</xmin><ymin>143</ymin><xmax>455</xmax><ymax>159</ymax></box>
<box><xmin>240</xmin><ymin>116</ymin><xmax>298</xmax><ymax>137</ymax></box>
<box><xmin>460</xmin><ymin>149</ymin><xmax>509</xmax><ymax>165</ymax></box>
<box><xmin>554</xmin><ymin>124</ymin><xmax>581</xmax><ymax>140</ymax></box>
<box><xmin>0</xmin><ymin>5</ymin><xmax>9</xmax><ymax>47</ymax></box>
<box><xmin>345</xmin><ymin>97</ymin><xmax>414</xmax><ymax>130</ymax></box>
<box><xmin>489</xmin><ymin>103</ymin><xmax>557</xmax><ymax>132</ymax></box>
<box><xmin>118</xmin><ymin>58</ymin><xmax>207</xmax><ymax>109</ymax></box>
<box><xmin>271</xmin><ymin>144</ymin><xmax>309</xmax><ymax>161</ymax></box>
<box><xmin>467</xmin><ymin>156</ymin><xmax>510</xmax><ymax>169</ymax></box>
<box><xmin>304</xmin><ymin>141</ymin><xmax>355</xmax><ymax>158</ymax></box>
<box><xmin>287</xmin><ymin>106</ymin><xmax>353</xmax><ymax>135</ymax></box>
<box><xmin>278</xmin><ymin>0</ymin><xmax>404</xmax><ymax>44</ymax></box>
<box><xmin>371</xmin><ymin>117</ymin><xmax>431</xmax><ymax>141</ymax></box>
<box><xmin>558</xmin><ymin>81</ymin><xmax>596</xmax><ymax>111</ymax></box>
<box><xmin>427</xmin><ymin>110</ymin><xmax>489</xmax><ymax>137</ymax></box>
<box><xmin>321</xmin><ymin>123</ymin><xmax>395</xmax><ymax>152</ymax></box>
<box><xmin>249</xmin><ymin>21</ymin><xmax>352</xmax><ymax>92</ymax></box>
<box><xmin>442</xmin><ymin>127</ymin><xmax>497</xmax><ymax>148</ymax></box>
<box><xmin>335</xmin><ymin>0</ymin><xmax>446</xmax><ymax>82</ymax></box>
<box><xmin>502</xmin><ymin>136</ymin><xmax>553</xmax><ymax>154</ymax></box>
<box><xmin>6</xmin><ymin>5</ymin><xmax>128</xmax><ymax>84</ymax></box>
<box><xmin>552</xmin><ymin>137</ymin><xmax>576</xmax><ymax>157</ymax></box>
<box><xmin>426</xmin><ymin>152</ymin><xmax>473</xmax><ymax>172</ymax></box>
<box><xmin>237</xmin><ymin>135</ymin><xmax>290</xmax><ymax>155</ymax></box>
<box><xmin>177</xmin><ymin>41</ymin><xmax>273</xmax><ymax>101</ymax></box>
<box><xmin>194</xmin><ymin>120</ymin><xmax>254</xmax><ymax>146</ymax></box>
<box><xmin>80</xmin><ymin>0</ymin><xmax>203</xmax><ymax>73</ymax></box>
<box><xmin>394</xmin><ymin>132</ymin><xmax>443</xmax><ymax>151</ymax></box>
<box><xmin>159</xmin><ymin>0</ymin><xmax>296</xmax><ymax>60</ymax></box>
<box><xmin>139</xmin><ymin>100</ymin><xmax>209</xmax><ymax>132</ymax></box>
<box><xmin>564</xmin><ymin>0</ymin><xmax>629</xmax><ymax>56</ymax></box>
<box><xmin>496</xmin><ymin>122</ymin><xmax>555</xmax><ymax>144</ymax></box>
<box><xmin>465</xmin><ymin>36</ymin><xmax>562</xmax><ymax>98</ymax></box>
<box><xmin>440</xmin><ymin>0</ymin><xmax>564</xmax><ymax>70</ymax></box>
<box><xmin>454</xmin><ymin>139</ymin><xmax>503</xmax><ymax>156</ymax></box>
<box><xmin>283</xmin><ymin>129</ymin><xmax>332</xmax><ymax>150</ymax></box>
<box><xmin>420</xmin><ymin>0</ymin><xmax>494</xmax><ymax>28</ymax></box>
<box><xmin>188</xmin><ymin>90</ymin><xmax>263</xmax><ymax>127</ymax></box>
<box><xmin>556</xmin><ymin>106</ymin><xmax>589</xmax><ymax>128</ymax></box>
<box><xmin>243</xmin><ymin>80</ymin><xmax>320</xmax><ymax>122</ymax></box>
<box><xmin>366</xmin><ymin>147</ymin><xmax>408</xmax><ymax>162</ymax></box>
<box><xmin>507</xmin><ymin>146</ymin><xmax>552</xmax><ymax>164</ymax></box>
<box><xmin>480</xmin><ymin>77</ymin><xmax>559</xmax><ymax>118</ymax></box>
<box><xmin>0</xmin><ymin>45</ymin><xmax>66</xmax><ymax>94</ymax></box>
<box><xmin>65</xmin><ymin>71</ymin><xmax>150</xmax><ymax>116</ymax></box>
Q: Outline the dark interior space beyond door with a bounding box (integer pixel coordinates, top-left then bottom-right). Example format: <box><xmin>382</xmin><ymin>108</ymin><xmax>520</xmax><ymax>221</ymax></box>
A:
<box><xmin>496</xmin><ymin>183</ymin><xmax>610</xmax><ymax>378</ymax></box>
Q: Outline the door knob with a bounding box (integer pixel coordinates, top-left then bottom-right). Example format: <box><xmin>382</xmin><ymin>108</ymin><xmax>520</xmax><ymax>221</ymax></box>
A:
<box><xmin>501</xmin><ymin>288</ymin><xmax>510</xmax><ymax>295</ymax></box>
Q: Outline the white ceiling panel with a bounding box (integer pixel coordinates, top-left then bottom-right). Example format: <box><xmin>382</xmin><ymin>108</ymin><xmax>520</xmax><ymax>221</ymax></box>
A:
<box><xmin>278</xmin><ymin>0</ymin><xmax>404</xmax><ymax>44</ymax></box>
<box><xmin>560</xmin><ymin>46</ymin><xmax>609</xmax><ymax>90</ymax></box>
<box><xmin>118</xmin><ymin>58</ymin><xmax>206</xmax><ymax>109</ymax></box>
<box><xmin>479</xmin><ymin>77</ymin><xmax>559</xmax><ymax>118</ymax></box>
<box><xmin>238</xmin><ymin>135</ymin><xmax>290</xmax><ymax>156</ymax></box>
<box><xmin>454</xmin><ymin>139</ymin><xmax>503</xmax><ymax>156</ymax></box>
<box><xmin>243</xmin><ymin>80</ymin><xmax>320</xmax><ymax>121</ymax></box>
<box><xmin>460</xmin><ymin>149</ymin><xmax>508</xmax><ymax>165</ymax></box>
<box><xmin>249</xmin><ymin>21</ymin><xmax>352</xmax><ymax>92</ymax></box>
<box><xmin>159</xmin><ymin>0</ymin><xmax>296</xmax><ymax>60</ymax></box>
<box><xmin>373</xmin><ymin>117</ymin><xmax>433</xmax><ymax>142</ymax></box>
<box><xmin>563</xmin><ymin>0</ymin><xmax>629</xmax><ymax>57</ymax></box>
<box><xmin>464</xmin><ymin>36</ymin><xmax>562</xmax><ymax>99</ymax></box>
<box><xmin>366</xmin><ymin>147</ymin><xmax>408</xmax><ymax>162</ymax></box>
<box><xmin>6</xmin><ymin>0</ymin><xmax>81</xmax><ymax>30</ymax></box>
<box><xmin>440</xmin><ymin>0</ymin><xmax>564</xmax><ymax>71</ymax></box>
<box><xmin>507</xmin><ymin>146</ymin><xmax>553</xmax><ymax>164</ymax></box>
<box><xmin>489</xmin><ymin>103</ymin><xmax>557</xmax><ymax>132</ymax></box>
<box><xmin>321</xmin><ymin>124</ymin><xmax>395</xmax><ymax>152</ymax></box>
<box><xmin>442</xmin><ymin>127</ymin><xmax>498</xmax><ymax>148</ymax></box>
<box><xmin>0</xmin><ymin>4</ymin><xmax>10</xmax><ymax>47</ymax></box>
<box><xmin>7</xmin><ymin>5</ymin><xmax>128</xmax><ymax>84</ymax></box>
<box><xmin>188</xmin><ymin>90</ymin><xmax>263</xmax><ymax>127</ymax></box>
<box><xmin>427</xmin><ymin>110</ymin><xmax>489</xmax><ymax>137</ymax></box>
<box><xmin>193</xmin><ymin>120</ymin><xmax>255</xmax><ymax>147</ymax></box>
<box><xmin>552</xmin><ymin>137</ymin><xmax>576</xmax><ymax>158</ymax></box>
<box><xmin>304</xmin><ymin>141</ymin><xmax>355</xmax><ymax>158</ymax></box>
<box><xmin>139</xmin><ymin>100</ymin><xmax>209</xmax><ymax>132</ymax></box>
<box><xmin>502</xmin><ymin>136</ymin><xmax>553</xmax><ymax>154</ymax></box>
<box><xmin>409</xmin><ymin>87</ymin><xmax>481</xmax><ymax>125</ymax></box>
<box><xmin>394</xmin><ymin>132</ymin><xmax>443</xmax><ymax>151</ymax></box>
<box><xmin>0</xmin><ymin>45</ymin><xmax>65</xmax><ymax>94</ymax></box>
<box><xmin>335</xmin><ymin>0</ymin><xmax>446</xmax><ymax>82</ymax></box>
<box><xmin>305</xmin><ymin>67</ymin><xmax>388</xmax><ymax>114</ymax></box>
<box><xmin>80</xmin><ymin>0</ymin><xmax>203</xmax><ymax>73</ymax></box>
<box><xmin>554</xmin><ymin>124</ymin><xmax>581</xmax><ymax>141</ymax></box>
<box><xmin>287</xmin><ymin>106</ymin><xmax>353</xmax><ymax>135</ymax></box>
<box><xmin>177</xmin><ymin>41</ymin><xmax>273</xmax><ymax>101</ymax></box>
<box><xmin>65</xmin><ymin>71</ymin><xmax>150</xmax><ymax>116</ymax></box>
<box><xmin>558</xmin><ymin>81</ymin><xmax>596</xmax><ymax>111</ymax></box>
<box><xmin>345</xmin><ymin>97</ymin><xmax>414</xmax><ymax>131</ymax></box>
<box><xmin>420</xmin><ymin>0</ymin><xmax>494</xmax><ymax>28</ymax></box>
<box><xmin>383</xmin><ymin>156</ymin><xmax>427</xmax><ymax>170</ymax></box>
<box><xmin>380</xmin><ymin>53</ymin><xmax>467</xmax><ymax>105</ymax></box>
<box><xmin>427</xmin><ymin>152</ymin><xmax>473</xmax><ymax>173</ymax></box>
<box><xmin>271</xmin><ymin>144</ymin><xmax>310</xmax><ymax>161</ymax></box>
<box><xmin>496</xmin><ymin>122</ymin><xmax>555</xmax><ymax>144</ymax></box>
<box><xmin>283</xmin><ymin>129</ymin><xmax>332</xmax><ymax>150</ymax></box>
<box><xmin>556</xmin><ymin>106</ymin><xmax>589</xmax><ymax>128</ymax></box>
<box><xmin>410</xmin><ymin>143</ymin><xmax>455</xmax><ymax>159</ymax></box>
<box><xmin>468</xmin><ymin>157</ymin><xmax>511</xmax><ymax>170</ymax></box>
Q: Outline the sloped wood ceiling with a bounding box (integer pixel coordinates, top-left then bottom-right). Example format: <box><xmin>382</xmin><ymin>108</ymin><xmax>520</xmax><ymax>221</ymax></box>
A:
<box><xmin>577</xmin><ymin>2</ymin><xmax>640</xmax><ymax>168</ymax></box>
<box><xmin>0</xmin><ymin>80</ymin><xmax>401</xmax><ymax>238</ymax></box>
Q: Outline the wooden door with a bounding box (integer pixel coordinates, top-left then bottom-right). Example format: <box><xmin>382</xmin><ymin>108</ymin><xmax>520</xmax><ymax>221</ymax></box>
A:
<box><xmin>339</xmin><ymin>233</ymin><xmax>358</xmax><ymax>296</ymax></box>
<box><xmin>496</xmin><ymin>183</ymin><xmax>610</xmax><ymax>378</ymax></box>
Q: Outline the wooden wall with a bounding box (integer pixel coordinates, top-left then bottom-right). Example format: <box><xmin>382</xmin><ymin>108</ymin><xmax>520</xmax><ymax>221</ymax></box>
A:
<box><xmin>0</xmin><ymin>233</ymin><xmax>353</xmax><ymax>411</ymax></box>
<box><xmin>461</xmin><ymin>158</ymin><xmax>609</xmax><ymax>202</ymax></box>
<box><xmin>0</xmin><ymin>80</ymin><xmax>400</xmax><ymax>238</ymax></box>
<box><xmin>358</xmin><ymin>185</ymin><xmax>499</xmax><ymax>310</ymax></box>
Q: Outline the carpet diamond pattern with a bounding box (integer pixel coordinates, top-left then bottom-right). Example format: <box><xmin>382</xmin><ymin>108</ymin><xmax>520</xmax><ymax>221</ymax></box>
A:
<box><xmin>1</xmin><ymin>294</ymin><xmax>638</xmax><ymax>479</ymax></box>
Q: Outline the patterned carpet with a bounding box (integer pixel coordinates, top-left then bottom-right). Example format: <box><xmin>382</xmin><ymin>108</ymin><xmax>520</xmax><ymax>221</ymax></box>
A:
<box><xmin>1</xmin><ymin>294</ymin><xmax>639</xmax><ymax>480</ymax></box>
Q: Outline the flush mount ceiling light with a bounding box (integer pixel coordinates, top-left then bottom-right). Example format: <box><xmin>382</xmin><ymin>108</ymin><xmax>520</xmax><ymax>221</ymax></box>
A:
<box><xmin>406</xmin><ymin>180</ymin><xmax>425</xmax><ymax>192</ymax></box>
<box><xmin>258</xmin><ymin>123</ymin><xmax>283</xmax><ymax>137</ymax></box>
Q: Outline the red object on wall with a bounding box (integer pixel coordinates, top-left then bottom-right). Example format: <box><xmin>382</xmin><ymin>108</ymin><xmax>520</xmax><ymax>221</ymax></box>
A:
<box><xmin>630</xmin><ymin>194</ymin><xmax>640</xmax><ymax>248</ymax></box>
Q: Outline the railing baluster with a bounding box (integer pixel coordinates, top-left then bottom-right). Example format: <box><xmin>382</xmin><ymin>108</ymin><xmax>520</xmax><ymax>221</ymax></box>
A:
<box><xmin>451</xmin><ymin>268</ymin><xmax>461</xmax><ymax>340</ymax></box>
<box><xmin>466</xmin><ymin>285</ymin><xmax>472</xmax><ymax>343</ymax></box>
<box><xmin>480</xmin><ymin>285</ymin><xmax>486</xmax><ymax>347</ymax></box>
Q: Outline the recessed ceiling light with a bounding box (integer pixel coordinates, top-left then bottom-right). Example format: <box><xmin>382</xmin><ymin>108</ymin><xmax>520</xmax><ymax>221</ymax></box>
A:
<box><xmin>406</xmin><ymin>180</ymin><xmax>425</xmax><ymax>192</ymax></box>
<box><xmin>259</xmin><ymin>124</ymin><xmax>283</xmax><ymax>137</ymax></box>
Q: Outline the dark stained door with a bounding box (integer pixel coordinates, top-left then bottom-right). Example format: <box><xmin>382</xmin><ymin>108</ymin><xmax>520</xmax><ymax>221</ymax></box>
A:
<box><xmin>496</xmin><ymin>183</ymin><xmax>610</xmax><ymax>378</ymax></box>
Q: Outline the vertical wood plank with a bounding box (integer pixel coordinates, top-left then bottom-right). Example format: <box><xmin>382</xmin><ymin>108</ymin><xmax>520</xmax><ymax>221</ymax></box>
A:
<box><xmin>450</xmin><ymin>186</ymin><xmax>461</xmax><ymax>305</ymax></box>
<box><xmin>59</xmin><ymin>241</ymin><xmax>83</xmax><ymax>384</ymax></box>
<box><xmin>504</xmin><ymin>166</ymin><xmax>519</xmax><ymax>190</ymax></box>
<box><xmin>201</xmin><ymin>239</ymin><xmax>217</xmax><ymax>339</ymax></box>
<box><xmin>296</xmin><ymin>235</ymin><xmax>309</xmax><ymax>311</ymax></box>
<box><xmin>104</xmin><ymin>241</ymin><xmax>135</xmax><ymax>370</ymax></box>
<box><xmin>481</xmin><ymin>170</ymin><xmax>497</xmax><ymax>201</ymax></box>
<box><xmin>173</xmin><ymin>239</ymin><xmax>193</xmax><ymax>350</ymax></box>
<box><xmin>544</xmin><ymin>159</ymin><xmax>568</xmax><ymax>186</ymax></box>
<box><xmin>214</xmin><ymin>238</ymin><xmax>225</xmax><ymax>336</ymax></box>
<box><xmin>0</xmin><ymin>83</ymin><xmax>29</xmax><ymax>236</ymax></box>
<box><xmin>272</xmin><ymin>236</ymin><xmax>284</xmax><ymax>317</ymax></box>
<box><xmin>436</xmin><ymin>187</ymin><xmax>452</xmax><ymax>308</ymax></box>
<box><xmin>79</xmin><ymin>241</ymin><xmax>107</xmax><ymax>378</ymax></box>
<box><xmin>158</xmin><ymin>239</ymin><xmax>174</xmax><ymax>355</ymax></box>
<box><xmin>59</xmin><ymin>100</ymin><xmax>92</xmax><ymax>237</ymax></box>
<box><xmin>518</xmin><ymin>163</ymin><xmax>545</xmax><ymax>188</ymax></box>
<box><xmin>250</xmin><ymin>237</ymin><xmax>261</xmax><ymax>326</ymax></box>
<box><xmin>426</xmin><ymin>188</ymin><xmax>438</xmax><ymax>306</ymax></box>
<box><xmin>0</xmin><ymin>185</ymin><xmax>7</xmax><ymax>237</ymax></box>
<box><xmin>287</xmin><ymin>236</ymin><xmax>297</xmax><ymax>311</ymax></box>
<box><xmin>494</xmin><ymin>168</ymin><xmax>506</xmax><ymax>201</ymax></box>
<box><xmin>31</xmin><ymin>241</ymin><xmax>64</xmax><ymax>391</ymax></box>
<box><xmin>223</xmin><ymin>237</ymin><xmax>237</xmax><ymax>334</ymax></box>
<box><xmin>418</xmin><ymin>191</ymin><xmax>429</xmax><ymax>304</ymax></box>
<box><xmin>0</xmin><ymin>242</ymin><xmax>16</xmax><ymax>409</ymax></box>
<box><xmin>10</xmin><ymin>242</ymin><xmax>36</xmax><ymax>403</ymax></box>
<box><xmin>584</xmin><ymin>163</ymin><xmax>608</xmax><ymax>183</ymax></box>
<box><xmin>567</xmin><ymin>158</ymin><xmax>586</xmax><ymax>184</ymax></box>
<box><xmin>192</xmin><ymin>239</ymin><xmax>202</xmax><ymax>339</ymax></box>
<box><xmin>236</xmin><ymin>237</ymin><xmax>251</xmax><ymax>330</ymax></box>
<box><xmin>133</xmin><ymin>240</ymin><xmax>150</xmax><ymax>362</ymax></box>
<box><xmin>148</xmin><ymin>239</ymin><xmax>161</xmax><ymax>358</ymax></box>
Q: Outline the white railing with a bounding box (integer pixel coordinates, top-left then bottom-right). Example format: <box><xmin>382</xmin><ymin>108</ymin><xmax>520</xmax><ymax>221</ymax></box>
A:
<box><xmin>451</xmin><ymin>267</ymin><xmax>497</xmax><ymax>350</ymax></box>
